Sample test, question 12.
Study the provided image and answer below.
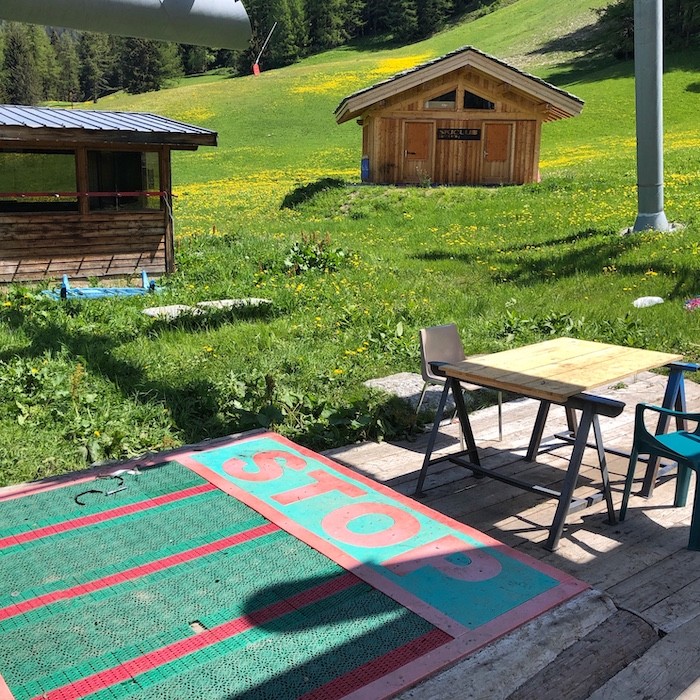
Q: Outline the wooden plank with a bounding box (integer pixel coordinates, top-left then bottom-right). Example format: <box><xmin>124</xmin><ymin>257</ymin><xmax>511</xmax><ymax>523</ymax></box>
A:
<box><xmin>397</xmin><ymin>590</ymin><xmax>616</xmax><ymax>700</ymax></box>
<box><xmin>507</xmin><ymin>611</ymin><xmax>658</xmax><ymax>700</ymax></box>
<box><xmin>443</xmin><ymin>338</ymin><xmax>681</xmax><ymax>402</ymax></box>
<box><xmin>642</xmin><ymin>575</ymin><xmax>700</xmax><ymax>634</ymax></box>
<box><xmin>608</xmin><ymin>545</ymin><xmax>700</xmax><ymax>614</ymax></box>
<box><xmin>326</xmin><ymin>372</ymin><xmax>700</xmax><ymax>700</ymax></box>
<box><xmin>0</xmin><ymin>229</ymin><xmax>164</xmax><ymax>243</ymax></box>
<box><xmin>1</xmin><ymin>248</ymin><xmax>164</xmax><ymax>270</ymax></box>
<box><xmin>0</xmin><ymin>252</ymin><xmax>166</xmax><ymax>282</ymax></box>
<box><xmin>454</xmin><ymin>338</ymin><xmax>678</xmax><ymax>378</ymax></box>
<box><xmin>160</xmin><ymin>147</ymin><xmax>175</xmax><ymax>273</ymax></box>
<box><xmin>0</xmin><ymin>211</ymin><xmax>163</xmax><ymax>225</ymax></box>
<box><xmin>0</xmin><ymin>237</ymin><xmax>164</xmax><ymax>254</ymax></box>
<box><xmin>588</xmin><ymin>612</ymin><xmax>700</xmax><ymax>700</ymax></box>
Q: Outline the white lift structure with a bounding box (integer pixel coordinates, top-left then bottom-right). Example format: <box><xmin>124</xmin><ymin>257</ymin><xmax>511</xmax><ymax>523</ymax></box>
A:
<box><xmin>0</xmin><ymin>0</ymin><xmax>251</xmax><ymax>50</ymax></box>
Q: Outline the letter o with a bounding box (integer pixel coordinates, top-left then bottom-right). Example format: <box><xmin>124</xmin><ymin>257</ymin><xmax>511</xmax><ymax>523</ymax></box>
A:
<box><xmin>322</xmin><ymin>502</ymin><xmax>421</xmax><ymax>548</ymax></box>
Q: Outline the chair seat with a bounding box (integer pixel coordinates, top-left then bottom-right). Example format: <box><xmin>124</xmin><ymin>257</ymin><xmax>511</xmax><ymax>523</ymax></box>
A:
<box><xmin>656</xmin><ymin>431</ymin><xmax>700</xmax><ymax>465</ymax></box>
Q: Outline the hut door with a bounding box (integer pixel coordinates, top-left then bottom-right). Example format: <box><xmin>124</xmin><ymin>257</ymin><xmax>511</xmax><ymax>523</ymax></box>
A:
<box><xmin>482</xmin><ymin>122</ymin><xmax>514</xmax><ymax>184</ymax></box>
<box><xmin>402</xmin><ymin>121</ymin><xmax>433</xmax><ymax>183</ymax></box>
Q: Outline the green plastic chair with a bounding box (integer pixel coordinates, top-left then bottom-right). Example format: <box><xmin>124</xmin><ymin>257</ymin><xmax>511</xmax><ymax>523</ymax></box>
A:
<box><xmin>620</xmin><ymin>403</ymin><xmax>700</xmax><ymax>550</ymax></box>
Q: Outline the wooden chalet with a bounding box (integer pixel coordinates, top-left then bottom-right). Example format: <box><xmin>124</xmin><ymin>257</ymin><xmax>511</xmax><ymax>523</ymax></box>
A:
<box><xmin>0</xmin><ymin>105</ymin><xmax>217</xmax><ymax>283</ymax></box>
<box><xmin>335</xmin><ymin>46</ymin><xmax>584</xmax><ymax>186</ymax></box>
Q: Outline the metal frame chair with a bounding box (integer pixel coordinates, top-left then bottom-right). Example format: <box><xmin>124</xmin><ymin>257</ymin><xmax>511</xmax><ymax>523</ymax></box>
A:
<box><xmin>417</xmin><ymin>324</ymin><xmax>502</xmax><ymax>440</ymax></box>
<box><xmin>620</xmin><ymin>403</ymin><xmax>700</xmax><ymax>550</ymax></box>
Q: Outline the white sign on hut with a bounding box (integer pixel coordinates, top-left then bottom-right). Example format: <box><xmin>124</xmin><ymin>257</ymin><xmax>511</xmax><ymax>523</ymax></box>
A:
<box><xmin>335</xmin><ymin>46</ymin><xmax>583</xmax><ymax>186</ymax></box>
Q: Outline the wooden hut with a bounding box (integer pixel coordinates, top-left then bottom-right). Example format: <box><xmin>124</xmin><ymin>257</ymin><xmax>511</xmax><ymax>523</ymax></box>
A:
<box><xmin>335</xmin><ymin>47</ymin><xmax>584</xmax><ymax>186</ymax></box>
<box><xmin>0</xmin><ymin>105</ymin><xmax>217</xmax><ymax>284</ymax></box>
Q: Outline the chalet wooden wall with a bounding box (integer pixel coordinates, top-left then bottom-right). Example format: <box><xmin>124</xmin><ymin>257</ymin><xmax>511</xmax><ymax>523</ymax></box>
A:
<box><xmin>348</xmin><ymin>60</ymin><xmax>561</xmax><ymax>186</ymax></box>
<box><xmin>0</xmin><ymin>212</ymin><xmax>168</xmax><ymax>283</ymax></box>
<box><xmin>338</xmin><ymin>49</ymin><xmax>583</xmax><ymax>187</ymax></box>
<box><xmin>362</xmin><ymin>111</ymin><xmax>542</xmax><ymax>186</ymax></box>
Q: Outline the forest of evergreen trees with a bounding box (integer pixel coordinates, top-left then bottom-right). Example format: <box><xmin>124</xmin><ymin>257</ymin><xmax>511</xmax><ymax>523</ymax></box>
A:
<box><xmin>0</xmin><ymin>0</ymin><xmax>698</xmax><ymax>105</ymax></box>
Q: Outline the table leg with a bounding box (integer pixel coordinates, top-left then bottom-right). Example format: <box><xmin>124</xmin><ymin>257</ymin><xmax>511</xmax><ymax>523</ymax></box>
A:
<box><xmin>565</xmin><ymin>406</ymin><xmax>579</xmax><ymax>434</ymax></box>
<box><xmin>526</xmin><ymin>402</ymin><xmax>581</xmax><ymax>463</ymax></box>
<box><xmin>545</xmin><ymin>405</ymin><xmax>595</xmax><ymax>551</ymax></box>
<box><xmin>526</xmin><ymin>401</ymin><xmax>551</xmax><ymax>462</ymax></box>
<box><xmin>592</xmin><ymin>414</ymin><xmax>616</xmax><ymax>525</ymax></box>
<box><xmin>451</xmin><ymin>378</ymin><xmax>480</xmax><ymax>466</ymax></box>
<box><xmin>414</xmin><ymin>378</ymin><xmax>480</xmax><ymax>498</ymax></box>
<box><xmin>414</xmin><ymin>383</ymin><xmax>451</xmax><ymax>497</ymax></box>
<box><xmin>641</xmin><ymin>363</ymin><xmax>689</xmax><ymax>497</ymax></box>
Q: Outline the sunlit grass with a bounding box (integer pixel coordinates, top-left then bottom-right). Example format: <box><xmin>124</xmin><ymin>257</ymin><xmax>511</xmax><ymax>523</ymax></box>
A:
<box><xmin>1</xmin><ymin>0</ymin><xmax>699</xmax><ymax>484</ymax></box>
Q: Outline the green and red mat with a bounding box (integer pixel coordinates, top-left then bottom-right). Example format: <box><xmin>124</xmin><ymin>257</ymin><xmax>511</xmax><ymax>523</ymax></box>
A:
<box><xmin>0</xmin><ymin>432</ymin><xmax>587</xmax><ymax>699</ymax></box>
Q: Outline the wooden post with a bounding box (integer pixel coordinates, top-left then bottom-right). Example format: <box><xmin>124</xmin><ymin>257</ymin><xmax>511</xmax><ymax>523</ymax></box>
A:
<box><xmin>75</xmin><ymin>147</ymin><xmax>89</xmax><ymax>215</ymax></box>
<box><xmin>159</xmin><ymin>148</ymin><xmax>175</xmax><ymax>273</ymax></box>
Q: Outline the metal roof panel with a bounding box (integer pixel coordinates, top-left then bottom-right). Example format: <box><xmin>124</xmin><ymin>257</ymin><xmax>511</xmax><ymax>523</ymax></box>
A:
<box><xmin>0</xmin><ymin>104</ymin><xmax>217</xmax><ymax>145</ymax></box>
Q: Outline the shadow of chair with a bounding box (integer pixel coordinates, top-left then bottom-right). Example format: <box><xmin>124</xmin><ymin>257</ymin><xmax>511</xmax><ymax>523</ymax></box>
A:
<box><xmin>620</xmin><ymin>403</ymin><xmax>700</xmax><ymax>550</ymax></box>
<box><xmin>417</xmin><ymin>324</ymin><xmax>502</xmax><ymax>440</ymax></box>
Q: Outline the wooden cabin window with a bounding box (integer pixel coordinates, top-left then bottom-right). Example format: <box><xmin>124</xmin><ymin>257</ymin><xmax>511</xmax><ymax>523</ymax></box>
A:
<box><xmin>463</xmin><ymin>91</ymin><xmax>495</xmax><ymax>110</ymax></box>
<box><xmin>425</xmin><ymin>90</ymin><xmax>457</xmax><ymax>110</ymax></box>
<box><xmin>87</xmin><ymin>150</ymin><xmax>161</xmax><ymax>211</ymax></box>
<box><xmin>0</xmin><ymin>149</ymin><xmax>78</xmax><ymax>212</ymax></box>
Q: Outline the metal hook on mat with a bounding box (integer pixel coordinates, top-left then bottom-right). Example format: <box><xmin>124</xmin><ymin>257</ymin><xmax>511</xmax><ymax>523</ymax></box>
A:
<box><xmin>74</xmin><ymin>489</ymin><xmax>104</xmax><ymax>505</ymax></box>
<box><xmin>74</xmin><ymin>475</ymin><xmax>128</xmax><ymax>504</ymax></box>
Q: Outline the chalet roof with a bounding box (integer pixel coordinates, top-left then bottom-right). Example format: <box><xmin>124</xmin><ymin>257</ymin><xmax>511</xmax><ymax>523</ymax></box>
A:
<box><xmin>0</xmin><ymin>104</ymin><xmax>217</xmax><ymax>148</ymax></box>
<box><xmin>335</xmin><ymin>46</ymin><xmax>584</xmax><ymax>124</ymax></box>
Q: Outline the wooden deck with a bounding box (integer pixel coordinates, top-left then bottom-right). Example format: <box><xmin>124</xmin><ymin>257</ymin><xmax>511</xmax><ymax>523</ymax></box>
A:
<box><xmin>325</xmin><ymin>371</ymin><xmax>700</xmax><ymax>699</ymax></box>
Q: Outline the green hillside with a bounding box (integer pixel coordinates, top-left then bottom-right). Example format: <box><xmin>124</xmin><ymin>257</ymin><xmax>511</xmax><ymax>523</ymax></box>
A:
<box><xmin>1</xmin><ymin>0</ymin><xmax>699</xmax><ymax>482</ymax></box>
<box><xmin>97</xmin><ymin>0</ymin><xmax>614</xmax><ymax>197</ymax></box>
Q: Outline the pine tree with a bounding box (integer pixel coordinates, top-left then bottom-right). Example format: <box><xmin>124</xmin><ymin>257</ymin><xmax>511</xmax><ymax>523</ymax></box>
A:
<box><xmin>0</xmin><ymin>24</ymin><xmax>8</xmax><ymax>102</ymax></box>
<box><xmin>79</xmin><ymin>32</ymin><xmax>112</xmax><ymax>102</ymax></box>
<box><xmin>234</xmin><ymin>0</ymin><xmax>271</xmax><ymax>73</ymax></box>
<box><xmin>120</xmin><ymin>38</ymin><xmax>182</xmax><ymax>94</ymax></box>
<box><xmin>288</xmin><ymin>0</ymin><xmax>309</xmax><ymax>58</ymax></box>
<box><xmin>1</xmin><ymin>23</ymin><xmax>41</xmax><ymax>104</ymax></box>
<box><xmin>363</xmin><ymin>0</ymin><xmax>388</xmax><ymax>35</ymax></box>
<box><xmin>180</xmin><ymin>45</ymin><xmax>214</xmax><ymax>75</ymax></box>
<box><xmin>268</xmin><ymin>0</ymin><xmax>303</xmax><ymax>67</ymax></box>
<box><xmin>307</xmin><ymin>0</ymin><xmax>347</xmax><ymax>51</ymax></box>
<box><xmin>385</xmin><ymin>0</ymin><xmax>419</xmax><ymax>40</ymax></box>
<box><xmin>342</xmin><ymin>0</ymin><xmax>366</xmax><ymax>39</ymax></box>
<box><xmin>52</xmin><ymin>31</ymin><xmax>81</xmax><ymax>103</ymax></box>
<box><xmin>417</xmin><ymin>0</ymin><xmax>454</xmax><ymax>37</ymax></box>
<box><xmin>26</xmin><ymin>24</ymin><xmax>57</xmax><ymax>101</ymax></box>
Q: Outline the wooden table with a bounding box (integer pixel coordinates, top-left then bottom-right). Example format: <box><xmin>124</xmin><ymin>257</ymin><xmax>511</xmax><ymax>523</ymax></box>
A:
<box><xmin>416</xmin><ymin>337</ymin><xmax>685</xmax><ymax>550</ymax></box>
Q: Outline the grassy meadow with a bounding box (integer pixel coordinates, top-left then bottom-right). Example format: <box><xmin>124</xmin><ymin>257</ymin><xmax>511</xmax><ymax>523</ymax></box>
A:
<box><xmin>1</xmin><ymin>0</ymin><xmax>700</xmax><ymax>485</ymax></box>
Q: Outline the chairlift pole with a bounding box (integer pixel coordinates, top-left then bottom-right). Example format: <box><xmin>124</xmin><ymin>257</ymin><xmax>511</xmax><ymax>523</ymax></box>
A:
<box><xmin>255</xmin><ymin>21</ymin><xmax>278</xmax><ymax>66</ymax></box>
<box><xmin>632</xmin><ymin>0</ymin><xmax>669</xmax><ymax>232</ymax></box>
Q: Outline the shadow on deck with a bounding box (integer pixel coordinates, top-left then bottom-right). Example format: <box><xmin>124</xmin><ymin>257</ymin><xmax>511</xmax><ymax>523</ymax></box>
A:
<box><xmin>326</xmin><ymin>370</ymin><xmax>700</xmax><ymax>699</ymax></box>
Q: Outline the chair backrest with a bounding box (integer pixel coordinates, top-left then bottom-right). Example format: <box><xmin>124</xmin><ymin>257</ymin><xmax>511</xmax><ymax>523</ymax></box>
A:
<box><xmin>419</xmin><ymin>324</ymin><xmax>466</xmax><ymax>384</ymax></box>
